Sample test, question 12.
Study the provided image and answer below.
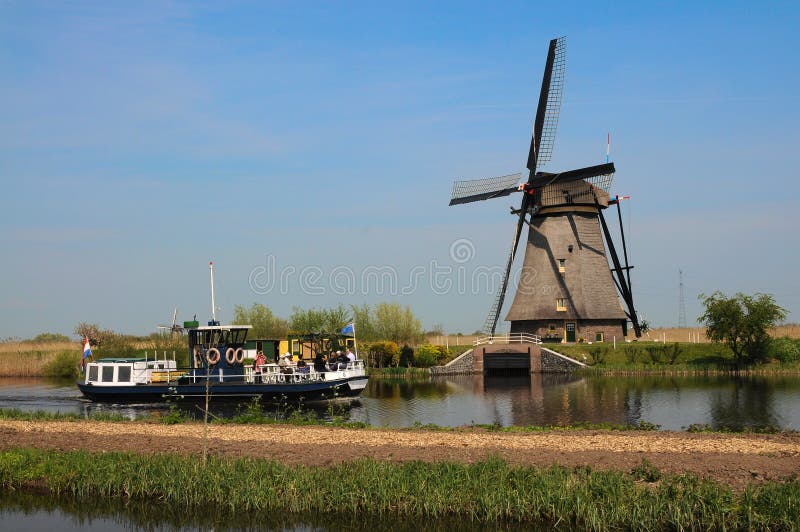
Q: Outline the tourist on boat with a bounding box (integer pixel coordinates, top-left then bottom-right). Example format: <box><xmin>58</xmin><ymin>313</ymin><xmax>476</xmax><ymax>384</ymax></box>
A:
<box><xmin>346</xmin><ymin>347</ymin><xmax>356</xmax><ymax>363</ymax></box>
<box><xmin>313</xmin><ymin>352</ymin><xmax>327</xmax><ymax>372</ymax></box>
<box><xmin>333</xmin><ymin>350</ymin><xmax>348</xmax><ymax>370</ymax></box>
<box><xmin>278</xmin><ymin>353</ymin><xmax>293</xmax><ymax>373</ymax></box>
<box><xmin>296</xmin><ymin>359</ymin><xmax>310</xmax><ymax>374</ymax></box>
<box><xmin>254</xmin><ymin>351</ymin><xmax>266</xmax><ymax>382</ymax></box>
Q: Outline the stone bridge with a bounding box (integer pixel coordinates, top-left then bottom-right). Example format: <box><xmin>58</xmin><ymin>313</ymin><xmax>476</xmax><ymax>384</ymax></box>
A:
<box><xmin>431</xmin><ymin>342</ymin><xmax>586</xmax><ymax>376</ymax></box>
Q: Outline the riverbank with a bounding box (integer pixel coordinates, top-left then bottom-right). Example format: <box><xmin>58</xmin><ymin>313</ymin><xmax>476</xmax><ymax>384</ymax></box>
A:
<box><xmin>2</xmin><ymin>424</ymin><xmax>799</xmax><ymax>529</ymax></box>
<box><xmin>1</xmin><ymin>419</ymin><xmax>798</xmax><ymax>489</ymax></box>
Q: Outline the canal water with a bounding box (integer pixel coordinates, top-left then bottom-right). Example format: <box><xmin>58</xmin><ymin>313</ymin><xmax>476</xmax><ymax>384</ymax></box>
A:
<box><xmin>0</xmin><ymin>491</ymin><xmax>534</xmax><ymax>531</ymax></box>
<box><xmin>2</xmin><ymin>373</ymin><xmax>800</xmax><ymax>431</ymax></box>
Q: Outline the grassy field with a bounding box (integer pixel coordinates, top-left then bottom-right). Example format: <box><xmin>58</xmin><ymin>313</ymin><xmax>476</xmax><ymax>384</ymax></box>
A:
<box><xmin>0</xmin><ymin>448</ymin><xmax>797</xmax><ymax>528</ymax></box>
<box><xmin>645</xmin><ymin>324</ymin><xmax>800</xmax><ymax>343</ymax></box>
<box><xmin>551</xmin><ymin>341</ymin><xmax>800</xmax><ymax>372</ymax></box>
<box><xmin>0</xmin><ymin>342</ymin><xmax>79</xmax><ymax>377</ymax></box>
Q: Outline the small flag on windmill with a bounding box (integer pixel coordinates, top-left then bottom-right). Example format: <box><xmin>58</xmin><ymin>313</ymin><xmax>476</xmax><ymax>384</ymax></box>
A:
<box><xmin>81</xmin><ymin>337</ymin><xmax>93</xmax><ymax>372</ymax></box>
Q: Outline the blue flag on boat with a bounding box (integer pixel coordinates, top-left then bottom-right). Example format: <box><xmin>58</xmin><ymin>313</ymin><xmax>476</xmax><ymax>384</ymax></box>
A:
<box><xmin>341</xmin><ymin>323</ymin><xmax>355</xmax><ymax>336</ymax></box>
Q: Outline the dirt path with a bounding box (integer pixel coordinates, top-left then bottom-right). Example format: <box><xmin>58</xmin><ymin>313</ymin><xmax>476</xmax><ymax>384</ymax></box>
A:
<box><xmin>1</xmin><ymin>420</ymin><xmax>798</xmax><ymax>488</ymax></box>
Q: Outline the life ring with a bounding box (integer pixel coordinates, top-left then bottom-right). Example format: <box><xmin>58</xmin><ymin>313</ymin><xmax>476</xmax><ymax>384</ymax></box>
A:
<box><xmin>234</xmin><ymin>347</ymin><xmax>245</xmax><ymax>364</ymax></box>
<box><xmin>225</xmin><ymin>347</ymin><xmax>236</xmax><ymax>365</ymax></box>
<box><xmin>206</xmin><ymin>348</ymin><xmax>221</xmax><ymax>365</ymax></box>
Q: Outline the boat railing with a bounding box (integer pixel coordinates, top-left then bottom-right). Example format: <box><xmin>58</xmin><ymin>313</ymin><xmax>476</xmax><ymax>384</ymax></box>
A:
<box><xmin>473</xmin><ymin>333</ymin><xmax>542</xmax><ymax>346</ymax></box>
<box><xmin>244</xmin><ymin>359</ymin><xmax>365</xmax><ymax>384</ymax></box>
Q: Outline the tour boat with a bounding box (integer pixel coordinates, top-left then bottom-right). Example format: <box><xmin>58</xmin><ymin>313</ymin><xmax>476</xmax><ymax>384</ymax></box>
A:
<box><xmin>77</xmin><ymin>323</ymin><xmax>368</xmax><ymax>403</ymax></box>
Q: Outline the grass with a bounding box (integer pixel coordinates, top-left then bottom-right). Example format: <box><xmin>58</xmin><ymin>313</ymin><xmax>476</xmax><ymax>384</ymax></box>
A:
<box><xmin>368</xmin><ymin>366</ymin><xmax>431</xmax><ymax>379</ymax></box>
<box><xmin>0</xmin><ymin>348</ymin><xmax>80</xmax><ymax>377</ymax></box>
<box><xmin>0</xmin><ymin>448</ymin><xmax>798</xmax><ymax>528</ymax></box>
<box><xmin>550</xmin><ymin>341</ymin><xmax>800</xmax><ymax>372</ymax></box>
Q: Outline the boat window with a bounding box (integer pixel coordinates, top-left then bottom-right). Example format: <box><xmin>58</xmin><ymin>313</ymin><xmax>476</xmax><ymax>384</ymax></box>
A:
<box><xmin>102</xmin><ymin>366</ymin><xmax>114</xmax><ymax>382</ymax></box>
<box><xmin>230</xmin><ymin>329</ymin><xmax>247</xmax><ymax>344</ymax></box>
<box><xmin>89</xmin><ymin>366</ymin><xmax>98</xmax><ymax>381</ymax></box>
<box><xmin>118</xmin><ymin>366</ymin><xmax>131</xmax><ymax>382</ymax></box>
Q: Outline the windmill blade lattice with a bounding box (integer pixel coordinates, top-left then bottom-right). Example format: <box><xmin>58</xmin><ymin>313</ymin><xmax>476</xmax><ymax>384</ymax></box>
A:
<box><xmin>484</xmin><ymin>208</ymin><xmax>527</xmax><ymax>334</ymax></box>
<box><xmin>449</xmin><ymin>173</ymin><xmax>522</xmax><ymax>206</ymax></box>
<box><xmin>534</xmin><ymin>36</ymin><xmax>566</xmax><ymax>171</ymax></box>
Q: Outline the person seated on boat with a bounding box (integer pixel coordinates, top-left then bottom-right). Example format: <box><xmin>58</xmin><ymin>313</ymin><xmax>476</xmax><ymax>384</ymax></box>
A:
<box><xmin>314</xmin><ymin>352</ymin><xmax>327</xmax><ymax>373</ymax></box>
<box><xmin>278</xmin><ymin>353</ymin><xmax>293</xmax><ymax>373</ymax></box>
<box><xmin>327</xmin><ymin>351</ymin><xmax>341</xmax><ymax>371</ymax></box>
<box><xmin>345</xmin><ymin>347</ymin><xmax>356</xmax><ymax>363</ymax></box>
<box><xmin>254</xmin><ymin>351</ymin><xmax>267</xmax><ymax>382</ymax></box>
<box><xmin>296</xmin><ymin>359</ymin><xmax>310</xmax><ymax>374</ymax></box>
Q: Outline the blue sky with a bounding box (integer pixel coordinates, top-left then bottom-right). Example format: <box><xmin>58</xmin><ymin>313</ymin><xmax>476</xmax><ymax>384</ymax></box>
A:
<box><xmin>1</xmin><ymin>1</ymin><xmax>798</xmax><ymax>338</ymax></box>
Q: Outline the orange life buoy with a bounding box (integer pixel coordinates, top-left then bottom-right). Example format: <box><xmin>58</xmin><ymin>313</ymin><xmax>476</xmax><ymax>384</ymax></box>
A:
<box><xmin>234</xmin><ymin>347</ymin><xmax>245</xmax><ymax>364</ymax></box>
<box><xmin>225</xmin><ymin>347</ymin><xmax>236</xmax><ymax>365</ymax></box>
<box><xmin>206</xmin><ymin>348</ymin><xmax>221</xmax><ymax>365</ymax></box>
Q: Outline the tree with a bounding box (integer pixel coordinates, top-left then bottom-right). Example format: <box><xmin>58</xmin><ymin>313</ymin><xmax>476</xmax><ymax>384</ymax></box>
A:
<box><xmin>289</xmin><ymin>305</ymin><xmax>349</xmax><ymax>334</ymax></box>
<box><xmin>232</xmin><ymin>303</ymin><xmax>289</xmax><ymax>338</ymax></box>
<box><xmin>373</xmin><ymin>302</ymin><xmax>423</xmax><ymax>345</ymax></box>
<box><xmin>74</xmin><ymin>322</ymin><xmax>101</xmax><ymax>343</ymax></box>
<box><xmin>350</xmin><ymin>303</ymin><xmax>378</xmax><ymax>341</ymax></box>
<box><xmin>699</xmin><ymin>292</ymin><xmax>787</xmax><ymax>368</ymax></box>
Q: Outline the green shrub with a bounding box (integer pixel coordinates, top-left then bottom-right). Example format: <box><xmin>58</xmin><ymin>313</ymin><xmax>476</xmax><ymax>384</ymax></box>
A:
<box><xmin>365</xmin><ymin>341</ymin><xmax>400</xmax><ymax>367</ymax></box>
<box><xmin>399</xmin><ymin>344</ymin><xmax>414</xmax><ymax>367</ymax></box>
<box><xmin>646</xmin><ymin>346</ymin><xmax>664</xmax><ymax>364</ymax></box>
<box><xmin>630</xmin><ymin>458</ymin><xmax>662</xmax><ymax>482</ymax></box>
<box><xmin>27</xmin><ymin>332</ymin><xmax>72</xmax><ymax>343</ymax></box>
<box><xmin>95</xmin><ymin>333</ymin><xmax>137</xmax><ymax>358</ymax></box>
<box><xmin>624</xmin><ymin>346</ymin><xmax>641</xmax><ymax>364</ymax></box>
<box><xmin>768</xmin><ymin>337</ymin><xmax>800</xmax><ymax>363</ymax></box>
<box><xmin>587</xmin><ymin>347</ymin><xmax>608</xmax><ymax>365</ymax></box>
<box><xmin>42</xmin><ymin>351</ymin><xmax>80</xmax><ymax>378</ymax></box>
<box><xmin>414</xmin><ymin>345</ymin><xmax>450</xmax><ymax>367</ymax></box>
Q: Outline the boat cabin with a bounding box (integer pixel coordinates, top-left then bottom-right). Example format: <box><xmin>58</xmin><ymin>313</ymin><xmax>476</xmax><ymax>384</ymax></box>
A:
<box><xmin>188</xmin><ymin>324</ymin><xmax>252</xmax><ymax>372</ymax></box>
<box><xmin>83</xmin><ymin>358</ymin><xmax>181</xmax><ymax>387</ymax></box>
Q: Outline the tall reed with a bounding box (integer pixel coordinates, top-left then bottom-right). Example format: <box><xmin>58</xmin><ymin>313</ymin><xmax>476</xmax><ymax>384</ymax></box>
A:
<box><xmin>0</xmin><ymin>449</ymin><xmax>797</xmax><ymax>529</ymax></box>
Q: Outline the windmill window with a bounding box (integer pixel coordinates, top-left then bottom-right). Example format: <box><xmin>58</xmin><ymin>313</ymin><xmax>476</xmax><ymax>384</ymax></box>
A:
<box><xmin>558</xmin><ymin>259</ymin><xmax>566</xmax><ymax>273</ymax></box>
<box><xmin>556</xmin><ymin>298</ymin><xmax>567</xmax><ymax>311</ymax></box>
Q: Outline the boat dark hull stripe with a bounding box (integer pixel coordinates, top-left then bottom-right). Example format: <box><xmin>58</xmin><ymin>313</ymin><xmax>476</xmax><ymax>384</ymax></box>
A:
<box><xmin>77</xmin><ymin>376</ymin><xmax>368</xmax><ymax>403</ymax></box>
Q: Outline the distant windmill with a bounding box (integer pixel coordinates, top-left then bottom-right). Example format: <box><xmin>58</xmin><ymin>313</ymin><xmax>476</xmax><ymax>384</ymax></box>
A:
<box><xmin>449</xmin><ymin>36</ymin><xmax>641</xmax><ymax>342</ymax></box>
<box><xmin>157</xmin><ymin>306</ymin><xmax>185</xmax><ymax>335</ymax></box>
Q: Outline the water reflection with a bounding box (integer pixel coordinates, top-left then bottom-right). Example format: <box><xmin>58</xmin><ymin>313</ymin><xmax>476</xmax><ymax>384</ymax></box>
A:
<box><xmin>2</xmin><ymin>374</ymin><xmax>800</xmax><ymax>431</ymax></box>
<box><xmin>0</xmin><ymin>491</ymin><xmax>545</xmax><ymax>531</ymax></box>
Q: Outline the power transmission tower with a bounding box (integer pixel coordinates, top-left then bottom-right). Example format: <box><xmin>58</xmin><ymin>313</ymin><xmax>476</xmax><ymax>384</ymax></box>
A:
<box><xmin>678</xmin><ymin>269</ymin><xmax>687</xmax><ymax>328</ymax></box>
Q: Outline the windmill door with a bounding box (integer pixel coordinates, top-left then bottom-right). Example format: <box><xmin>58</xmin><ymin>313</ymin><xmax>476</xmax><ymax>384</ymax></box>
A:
<box><xmin>565</xmin><ymin>323</ymin><xmax>576</xmax><ymax>343</ymax></box>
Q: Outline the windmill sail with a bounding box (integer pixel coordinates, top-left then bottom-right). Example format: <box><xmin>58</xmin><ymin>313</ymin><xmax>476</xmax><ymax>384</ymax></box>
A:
<box><xmin>449</xmin><ymin>173</ymin><xmax>521</xmax><ymax>206</ymax></box>
<box><xmin>484</xmin><ymin>36</ymin><xmax>565</xmax><ymax>334</ymax></box>
<box><xmin>484</xmin><ymin>210</ymin><xmax>527</xmax><ymax>334</ymax></box>
<box><xmin>527</xmin><ymin>36</ymin><xmax>566</xmax><ymax>173</ymax></box>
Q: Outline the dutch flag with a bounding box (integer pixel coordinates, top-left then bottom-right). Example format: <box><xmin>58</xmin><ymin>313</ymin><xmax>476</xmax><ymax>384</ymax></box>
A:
<box><xmin>81</xmin><ymin>337</ymin><xmax>92</xmax><ymax>371</ymax></box>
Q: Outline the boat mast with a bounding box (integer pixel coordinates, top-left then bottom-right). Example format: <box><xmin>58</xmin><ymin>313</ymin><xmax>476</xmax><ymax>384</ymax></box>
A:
<box><xmin>209</xmin><ymin>260</ymin><xmax>217</xmax><ymax>325</ymax></box>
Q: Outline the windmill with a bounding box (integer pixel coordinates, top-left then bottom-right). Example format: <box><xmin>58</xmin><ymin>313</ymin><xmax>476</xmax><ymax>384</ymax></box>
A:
<box><xmin>449</xmin><ymin>36</ymin><xmax>641</xmax><ymax>342</ymax></box>
<box><xmin>157</xmin><ymin>306</ymin><xmax>185</xmax><ymax>335</ymax></box>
